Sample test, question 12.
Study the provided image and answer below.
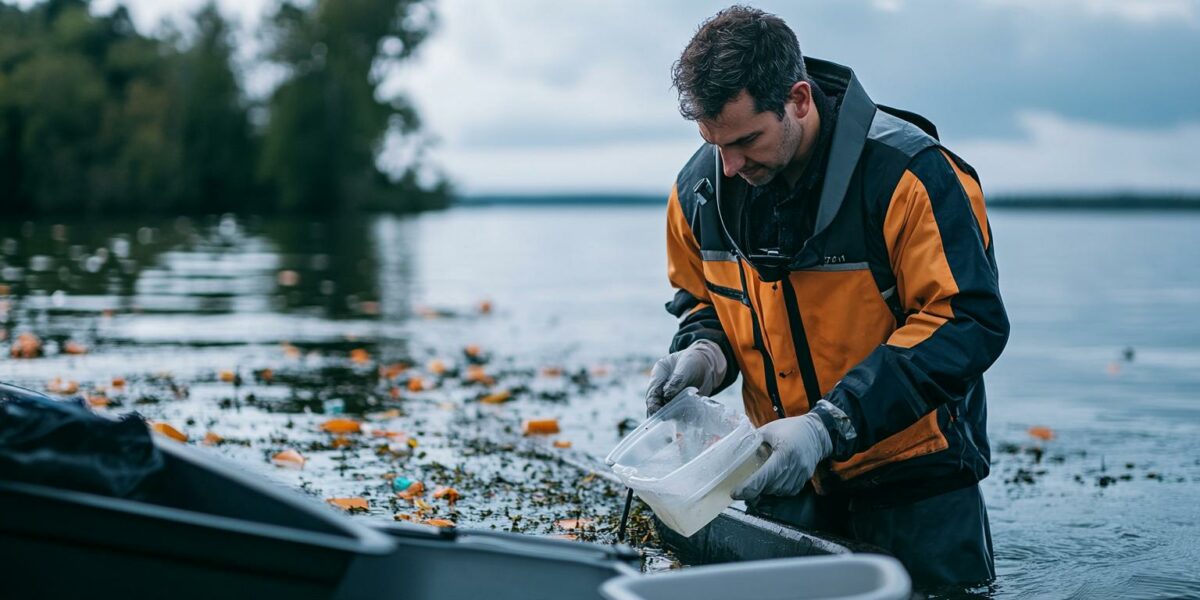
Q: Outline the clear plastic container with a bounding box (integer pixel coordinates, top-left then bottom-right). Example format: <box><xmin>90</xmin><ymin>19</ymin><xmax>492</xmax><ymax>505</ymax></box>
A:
<box><xmin>606</xmin><ymin>388</ymin><xmax>769</xmax><ymax>537</ymax></box>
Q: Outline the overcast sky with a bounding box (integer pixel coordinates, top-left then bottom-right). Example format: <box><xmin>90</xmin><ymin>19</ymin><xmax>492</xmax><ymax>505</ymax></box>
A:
<box><xmin>84</xmin><ymin>0</ymin><xmax>1200</xmax><ymax>196</ymax></box>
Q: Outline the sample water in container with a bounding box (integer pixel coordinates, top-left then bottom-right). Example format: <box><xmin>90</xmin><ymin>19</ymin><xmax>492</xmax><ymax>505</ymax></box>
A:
<box><xmin>606</xmin><ymin>388</ymin><xmax>769</xmax><ymax>537</ymax></box>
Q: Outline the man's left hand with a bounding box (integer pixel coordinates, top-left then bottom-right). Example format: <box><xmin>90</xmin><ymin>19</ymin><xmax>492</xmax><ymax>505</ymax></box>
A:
<box><xmin>732</xmin><ymin>412</ymin><xmax>832</xmax><ymax>500</ymax></box>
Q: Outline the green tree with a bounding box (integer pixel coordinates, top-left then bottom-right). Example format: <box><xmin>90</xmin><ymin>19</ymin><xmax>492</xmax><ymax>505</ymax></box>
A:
<box><xmin>259</xmin><ymin>0</ymin><xmax>448</xmax><ymax>213</ymax></box>
<box><xmin>172</xmin><ymin>2</ymin><xmax>258</xmax><ymax>213</ymax></box>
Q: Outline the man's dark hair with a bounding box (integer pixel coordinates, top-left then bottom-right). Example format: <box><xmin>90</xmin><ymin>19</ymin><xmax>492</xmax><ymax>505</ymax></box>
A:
<box><xmin>671</xmin><ymin>6</ymin><xmax>807</xmax><ymax>121</ymax></box>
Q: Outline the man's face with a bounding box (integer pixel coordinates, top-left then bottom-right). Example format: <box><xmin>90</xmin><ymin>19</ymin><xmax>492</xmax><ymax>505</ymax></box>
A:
<box><xmin>698</xmin><ymin>89</ymin><xmax>805</xmax><ymax>186</ymax></box>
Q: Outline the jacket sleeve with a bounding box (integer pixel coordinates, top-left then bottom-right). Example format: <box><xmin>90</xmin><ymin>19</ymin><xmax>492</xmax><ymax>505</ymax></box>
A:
<box><xmin>816</xmin><ymin>148</ymin><xmax>1009</xmax><ymax>460</ymax></box>
<box><xmin>664</xmin><ymin>183</ymin><xmax>740</xmax><ymax>392</ymax></box>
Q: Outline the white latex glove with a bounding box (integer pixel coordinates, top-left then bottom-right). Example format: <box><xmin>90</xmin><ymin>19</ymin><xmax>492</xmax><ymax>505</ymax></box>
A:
<box><xmin>731</xmin><ymin>412</ymin><xmax>832</xmax><ymax>500</ymax></box>
<box><xmin>644</xmin><ymin>339</ymin><xmax>727</xmax><ymax>416</ymax></box>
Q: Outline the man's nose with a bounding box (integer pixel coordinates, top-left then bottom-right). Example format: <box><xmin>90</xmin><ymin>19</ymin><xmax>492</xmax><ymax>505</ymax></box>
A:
<box><xmin>720</xmin><ymin>148</ymin><xmax>743</xmax><ymax>178</ymax></box>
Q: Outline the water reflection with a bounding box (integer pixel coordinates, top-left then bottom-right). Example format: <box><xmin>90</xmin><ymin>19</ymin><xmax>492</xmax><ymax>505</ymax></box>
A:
<box><xmin>0</xmin><ymin>215</ymin><xmax>414</xmax><ymax>349</ymax></box>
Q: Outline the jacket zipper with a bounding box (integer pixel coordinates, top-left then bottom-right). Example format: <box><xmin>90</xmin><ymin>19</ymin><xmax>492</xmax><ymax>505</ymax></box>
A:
<box><xmin>737</xmin><ymin>260</ymin><xmax>786</xmax><ymax>419</ymax></box>
<box><xmin>779</xmin><ymin>277</ymin><xmax>824</xmax><ymax>411</ymax></box>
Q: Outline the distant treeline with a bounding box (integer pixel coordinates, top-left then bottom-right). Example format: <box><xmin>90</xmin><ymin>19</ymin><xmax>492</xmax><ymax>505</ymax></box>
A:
<box><xmin>459</xmin><ymin>193</ymin><xmax>1200</xmax><ymax>209</ymax></box>
<box><xmin>0</xmin><ymin>0</ymin><xmax>450</xmax><ymax>215</ymax></box>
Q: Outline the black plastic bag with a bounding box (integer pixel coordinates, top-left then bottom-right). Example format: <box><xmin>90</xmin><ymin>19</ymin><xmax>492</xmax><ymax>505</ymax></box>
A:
<box><xmin>0</xmin><ymin>382</ymin><xmax>164</xmax><ymax>499</ymax></box>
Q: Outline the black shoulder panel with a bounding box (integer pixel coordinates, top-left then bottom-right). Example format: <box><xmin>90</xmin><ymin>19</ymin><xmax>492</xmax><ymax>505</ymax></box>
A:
<box><xmin>675</xmin><ymin>143</ymin><xmax>717</xmax><ymax>231</ymax></box>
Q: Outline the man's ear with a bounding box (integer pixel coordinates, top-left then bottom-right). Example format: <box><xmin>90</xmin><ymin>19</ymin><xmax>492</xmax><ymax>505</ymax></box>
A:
<box><xmin>788</xmin><ymin>81</ymin><xmax>812</xmax><ymax>120</ymax></box>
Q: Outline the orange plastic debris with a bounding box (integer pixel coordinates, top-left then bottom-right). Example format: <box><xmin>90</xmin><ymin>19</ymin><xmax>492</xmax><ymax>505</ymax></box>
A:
<box><xmin>477</xmin><ymin>300</ymin><xmax>493</xmax><ymax>315</ymax></box>
<box><xmin>407</xmin><ymin>377</ymin><xmax>427</xmax><ymax>392</ymax></box>
<box><xmin>320</xmin><ymin>418</ymin><xmax>362</xmax><ymax>434</ymax></box>
<box><xmin>523</xmin><ymin>418</ymin><xmax>560</xmax><ymax>436</ymax></box>
<box><xmin>555</xmin><ymin>518</ymin><xmax>594</xmax><ymax>531</ymax></box>
<box><xmin>424</xmin><ymin>518</ymin><xmax>455</xmax><ymax>528</ymax></box>
<box><xmin>541</xmin><ymin>366</ymin><xmax>563</xmax><ymax>378</ymax></box>
<box><xmin>46</xmin><ymin>378</ymin><xmax>79</xmax><ymax>395</ymax></box>
<box><xmin>433</xmin><ymin>487</ymin><xmax>461</xmax><ymax>504</ymax></box>
<box><xmin>203</xmin><ymin>431</ymin><xmax>223</xmax><ymax>445</ymax></box>
<box><xmin>271</xmin><ymin>449</ymin><xmax>306</xmax><ymax>469</ymax></box>
<box><xmin>111</xmin><ymin>376</ymin><xmax>126</xmax><ymax>388</ymax></box>
<box><xmin>63</xmin><ymin>341</ymin><xmax>88</xmax><ymax>355</ymax></box>
<box><xmin>87</xmin><ymin>395</ymin><xmax>110</xmax><ymax>408</ymax></box>
<box><xmin>397</xmin><ymin>481</ymin><xmax>425</xmax><ymax>500</ymax></box>
<box><xmin>219</xmin><ymin>370</ymin><xmax>237</xmax><ymax>383</ymax></box>
<box><xmin>553</xmin><ymin>440</ymin><xmax>573</xmax><ymax>449</ymax></box>
<box><xmin>393</xmin><ymin>513</ymin><xmax>414</xmax><ymax>521</ymax></box>
<box><xmin>380</xmin><ymin>363</ymin><xmax>408</xmax><ymax>379</ymax></box>
<box><xmin>480</xmin><ymin>390</ymin><xmax>513</xmax><ymax>404</ymax></box>
<box><xmin>282</xmin><ymin>342</ymin><xmax>302</xmax><ymax>359</ymax></box>
<box><xmin>427</xmin><ymin>359</ymin><xmax>447</xmax><ymax>376</ymax></box>
<box><xmin>406</xmin><ymin>437</ymin><xmax>419</xmax><ymax>449</ymax></box>
<box><xmin>256</xmin><ymin>368</ymin><xmax>273</xmax><ymax>383</ymax></box>
<box><xmin>466</xmin><ymin>365</ymin><xmax>495</xmax><ymax>386</ymax></box>
<box><xmin>331</xmin><ymin>435</ymin><xmax>353</xmax><ymax>449</ymax></box>
<box><xmin>1028</xmin><ymin>426</ymin><xmax>1055</xmax><ymax>441</ymax></box>
<box><xmin>350</xmin><ymin>348</ymin><xmax>371</xmax><ymax>365</ymax></box>
<box><xmin>464</xmin><ymin>344</ymin><xmax>482</xmax><ymax>358</ymax></box>
<box><xmin>10</xmin><ymin>332</ymin><xmax>42</xmax><ymax>359</ymax></box>
<box><xmin>367</xmin><ymin>408</ymin><xmax>401</xmax><ymax>421</ymax></box>
<box><xmin>150</xmin><ymin>422</ymin><xmax>188</xmax><ymax>443</ymax></box>
<box><xmin>327</xmin><ymin>497</ymin><xmax>368</xmax><ymax>512</ymax></box>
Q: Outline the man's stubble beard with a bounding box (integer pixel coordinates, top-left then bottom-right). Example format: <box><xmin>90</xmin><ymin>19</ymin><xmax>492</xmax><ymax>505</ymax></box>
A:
<box><xmin>743</xmin><ymin>117</ymin><xmax>804</xmax><ymax>187</ymax></box>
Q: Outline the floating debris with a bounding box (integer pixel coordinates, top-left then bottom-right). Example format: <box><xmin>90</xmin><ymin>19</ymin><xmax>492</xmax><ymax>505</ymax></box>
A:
<box><xmin>320</xmin><ymin>418</ymin><xmax>362</xmax><ymax>434</ymax></box>
<box><xmin>523</xmin><ymin>418</ymin><xmax>560</xmax><ymax>436</ymax></box>
<box><xmin>1028</xmin><ymin>426</ymin><xmax>1055</xmax><ymax>441</ymax></box>
<box><xmin>10</xmin><ymin>332</ymin><xmax>42</xmax><ymax>359</ymax></box>
<box><xmin>555</xmin><ymin>518</ymin><xmax>594</xmax><ymax>531</ymax></box>
<box><xmin>553</xmin><ymin>440</ymin><xmax>573</xmax><ymax>449</ymax></box>
<box><xmin>203</xmin><ymin>431</ymin><xmax>223</xmax><ymax>445</ymax></box>
<box><xmin>271</xmin><ymin>449</ymin><xmax>306</xmax><ymax>469</ymax></box>
<box><xmin>327</xmin><ymin>497</ymin><xmax>368</xmax><ymax>513</ymax></box>
<box><xmin>480</xmin><ymin>390</ymin><xmax>513</xmax><ymax>404</ymax></box>
<box><xmin>397</xmin><ymin>480</ymin><xmax>425</xmax><ymax>500</ymax></box>
<box><xmin>433</xmin><ymin>486</ymin><xmax>461</xmax><ymax>505</ymax></box>
<box><xmin>46</xmin><ymin>378</ymin><xmax>79</xmax><ymax>395</ymax></box>
<box><xmin>150</xmin><ymin>422</ymin><xmax>188</xmax><ymax>442</ymax></box>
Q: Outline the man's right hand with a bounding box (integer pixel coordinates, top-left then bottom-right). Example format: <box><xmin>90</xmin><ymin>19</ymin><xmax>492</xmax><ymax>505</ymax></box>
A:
<box><xmin>644</xmin><ymin>339</ymin><xmax>727</xmax><ymax>416</ymax></box>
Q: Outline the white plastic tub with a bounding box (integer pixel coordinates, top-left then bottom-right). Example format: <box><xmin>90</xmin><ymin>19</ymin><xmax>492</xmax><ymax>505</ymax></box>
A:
<box><xmin>605</xmin><ymin>388</ymin><xmax>768</xmax><ymax>537</ymax></box>
<box><xmin>599</xmin><ymin>554</ymin><xmax>912</xmax><ymax>600</ymax></box>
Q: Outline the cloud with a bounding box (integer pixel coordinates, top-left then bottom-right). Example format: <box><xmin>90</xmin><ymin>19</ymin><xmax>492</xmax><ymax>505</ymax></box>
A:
<box><xmin>951</xmin><ymin>111</ymin><xmax>1200</xmax><ymax>195</ymax></box>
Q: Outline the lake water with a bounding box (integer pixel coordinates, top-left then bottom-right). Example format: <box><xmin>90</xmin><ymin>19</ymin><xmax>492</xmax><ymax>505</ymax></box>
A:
<box><xmin>1</xmin><ymin>206</ymin><xmax>1198</xmax><ymax>598</ymax></box>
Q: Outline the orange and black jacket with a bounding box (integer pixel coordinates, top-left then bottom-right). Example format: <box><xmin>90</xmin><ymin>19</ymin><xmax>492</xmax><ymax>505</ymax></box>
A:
<box><xmin>664</xmin><ymin>58</ymin><xmax>1009</xmax><ymax>506</ymax></box>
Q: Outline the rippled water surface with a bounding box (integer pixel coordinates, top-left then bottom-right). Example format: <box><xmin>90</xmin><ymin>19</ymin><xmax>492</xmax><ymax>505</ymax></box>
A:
<box><xmin>1</xmin><ymin>207</ymin><xmax>1198</xmax><ymax>598</ymax></box>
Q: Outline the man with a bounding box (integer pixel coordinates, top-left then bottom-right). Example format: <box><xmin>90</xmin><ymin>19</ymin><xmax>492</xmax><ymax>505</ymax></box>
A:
<box><xmin>645</xmin><ymin>6</ymin><xmax>1009</xmax><ymax>588</ymax></box>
